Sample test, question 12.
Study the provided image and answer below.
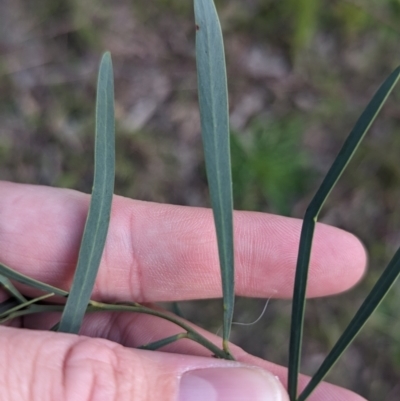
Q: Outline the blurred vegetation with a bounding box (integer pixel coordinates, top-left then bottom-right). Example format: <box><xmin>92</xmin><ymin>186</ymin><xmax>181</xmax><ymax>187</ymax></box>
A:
<box><xmin>231</xmin><ymin>117</ymin><xmax>312</xmax><ymax>215</ymax></box>
<box><xmin>0</xmin><ymin>0</ymin><xmax>400</xmax><ymax>399</ymax></box>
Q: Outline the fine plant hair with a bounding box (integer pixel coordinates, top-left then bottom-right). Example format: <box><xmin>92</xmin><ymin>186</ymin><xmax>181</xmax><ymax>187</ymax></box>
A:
<box><xmin>0</xmin><ymin>1</ymin><xmax>399</xmax><ymax>400</ymax></box>
<box><xmin>215</xmin><ymin>298</ymin><xmax>271</xmax><ymax>336</ymax></box>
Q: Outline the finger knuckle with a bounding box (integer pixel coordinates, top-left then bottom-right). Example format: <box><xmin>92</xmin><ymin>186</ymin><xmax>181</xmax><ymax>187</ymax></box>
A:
<box><xmin>61</xmin><ymin>337</ymin><xmax>137</xmax><ymax>401</ymax></box>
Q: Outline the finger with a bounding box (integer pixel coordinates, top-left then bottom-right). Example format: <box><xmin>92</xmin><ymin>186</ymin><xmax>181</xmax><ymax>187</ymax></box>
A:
<box><xmin>23</xmin><ymin>308</ymin><xmax>367</xmax><ymax>401</ymax></box>
<box><xmin>0</xmin><ymin>181</ymin><xmax>367</xmax><ymax>302</ymax></box>
<box><xmin>80</xmin><ymin>311</ymin><xmax>368</xmax><ymax>401</ymax></box>
<box><xmin>0</xmin><ymin>325</ymin><xmax>289</xmax><ymax>401</ymax></box>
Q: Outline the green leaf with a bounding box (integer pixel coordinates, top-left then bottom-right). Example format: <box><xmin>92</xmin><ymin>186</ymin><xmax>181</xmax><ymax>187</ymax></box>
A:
<box><xmin>0</xmin><ymin>274</ymin><xmax>27</xmax><ymax>303</ymax></box>
<box><xmin>88</xmin><ymin>301</ymin><xmax>234</xmax><ymax>360</ymax></box>
<box><xmin>58</xmin><ymin>52</ymin><xmax>115</xmax><ymax>334</ymax></box>
<box><xmin>0</xmin><ymin>262</ymin><xmax>68</xmax><ymax>297</ymax></box>
<box><xmin>194</xmin><ymin>0</ymin><xmax>234</xmax><ymax>353</ymax></box>
<box><xmin>0</xmin><ymin>292</ymin><xmax>54</xmax><ymax>319</ymax></box>
<box><xmin>298</xmin><ymin>247</ymin><xmax>400</xmax><ymax>400</ymax></box>
<box><xmin>0</xmin><ymin>303</ymin><xmax>66</xmax><ymax>324</ymax></box>
<box><xmin>288</xmin><ymin>66</ymin><xmax>400</xmax><ymax>401</ymax></box>
<box><xmin>138</xmin><ymin>333</ymin><xmax>187</xmax><ymax>350</ymax></box>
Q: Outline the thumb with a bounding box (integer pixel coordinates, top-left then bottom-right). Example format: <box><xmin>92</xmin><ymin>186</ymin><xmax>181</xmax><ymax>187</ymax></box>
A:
<box><xmin>178</xmin><ymin>365</ymin><xmax>289</xmax><ymax>401</ymax></box>
<box><xmin>1</xmin><ymin>326</ymin><xmax>288</xmax><ymax>401</ymax></box>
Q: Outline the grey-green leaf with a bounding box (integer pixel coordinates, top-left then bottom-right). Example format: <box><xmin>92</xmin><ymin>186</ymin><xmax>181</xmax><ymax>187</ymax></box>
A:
<box><xmin>0</xmin><ymin>274</ymin><xmax>27</xmax><ymax>303</ymax></box>
<box><xmin>138</xmin><ymin>333</ymin><xmax>188</xmax><ymax>351</ymax></box>
<box><xmin>194</xmin><ymin>0</ymin><xmax>234</xmax><ymax>352</ymax></box>
<box><xmin>58</xmin><ymin>52</ymin><xmax>115</xmax><ymax>334</ymax></box>
<box><xmin>0</xmin><ymin>262</ymin><xmax>68</xmax><ymax>297</ymax></box>
<box><xmin>0</xmin><ymin>292</ymin><xmax>54</xmax><ymax>319</ymax></box>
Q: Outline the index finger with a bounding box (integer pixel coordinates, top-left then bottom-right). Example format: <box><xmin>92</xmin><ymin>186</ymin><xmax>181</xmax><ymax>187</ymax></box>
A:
<box><xmin>0</xmin><ymin>181</ymin><xmax>367</xmax><ymax>302</ymax></box>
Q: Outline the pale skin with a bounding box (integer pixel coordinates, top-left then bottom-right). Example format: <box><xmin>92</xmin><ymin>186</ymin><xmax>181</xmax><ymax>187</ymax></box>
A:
<box><xmin>0</xmin><ymin>181</ymin><xmax>369</xmax><ymax>401</ymax></box>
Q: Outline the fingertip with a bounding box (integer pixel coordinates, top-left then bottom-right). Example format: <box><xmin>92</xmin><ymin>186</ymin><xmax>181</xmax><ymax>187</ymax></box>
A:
<box><xmin>310</xmin><ymin>223</ymin><xmax>368</xmax><ymax>296</ymax></box>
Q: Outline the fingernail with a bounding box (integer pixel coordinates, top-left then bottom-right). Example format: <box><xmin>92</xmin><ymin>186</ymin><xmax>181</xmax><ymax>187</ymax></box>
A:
<box><xmin>179</xmin><ymin>367</ymin><xmax>285</xmax><ymax>401</ymax></box>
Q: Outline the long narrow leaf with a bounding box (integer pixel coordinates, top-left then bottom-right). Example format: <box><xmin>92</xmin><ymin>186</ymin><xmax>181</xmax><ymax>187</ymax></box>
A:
<box><xmin>0</xmin><ymin>303</ymin><xmax>65</xmax><ymax>324</ymax></box>
<box><xmin>58</xmin><ymin>52</ymin><xmax>115</xmax><ymax>334</ymax></box>
<box><xmin>138</xmin><ymin>333</ymin><xmax>187</xmax><ymax>351</ymax></box>
<box><xmin>298</xmin><ymin>247</ymin><xmax>400</xmax><ymax>400</ymax></box>
<box><xmin>0</xmin><ymin>292</ymin><xmax>54</xmax><ymax>319</ymax></box>
<box><xmin>194</xmin><ymin>0</ymin><xmax>234</xmax><ymax>353</ymax></box>
<box><xmin>0</xmin><ymin>274</ymin><xmax>27</xmax><ymax>303</ymax></box>
<box><xmin>0</xmin><ymin>263</ymin><xmax>68</xmax><ymax>297</ymax></box>
<box><xmin>288</xmin><ymin>66</ymin><xmax>400</xmax><ymax>400</ymax></box>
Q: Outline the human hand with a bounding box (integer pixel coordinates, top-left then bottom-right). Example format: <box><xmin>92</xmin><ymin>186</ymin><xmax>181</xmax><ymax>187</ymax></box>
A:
<box><xmin>0</xmin><ymin>181</ymin><xmax>367</xmax><ymax>401</ymax></box>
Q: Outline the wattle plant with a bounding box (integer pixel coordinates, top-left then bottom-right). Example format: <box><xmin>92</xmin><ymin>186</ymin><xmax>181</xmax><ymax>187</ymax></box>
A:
<box><xmin>0</xmin><ymin>1</ymin><xmax>399</xmax><ymax>400</ymax></box>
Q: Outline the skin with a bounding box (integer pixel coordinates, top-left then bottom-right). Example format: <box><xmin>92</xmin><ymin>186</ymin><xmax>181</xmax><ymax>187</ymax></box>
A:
<box><xmin>0</xmin><ymin>181</ymin><xmax>368</xmax><ymax>401</ymax></box>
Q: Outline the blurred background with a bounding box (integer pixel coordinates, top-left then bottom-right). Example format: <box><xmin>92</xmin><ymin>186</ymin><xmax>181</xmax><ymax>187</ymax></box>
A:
<box><xmin>0</xmin><ymin>0</ymin><xmax>400</xmax><ymax>399</ymax></box>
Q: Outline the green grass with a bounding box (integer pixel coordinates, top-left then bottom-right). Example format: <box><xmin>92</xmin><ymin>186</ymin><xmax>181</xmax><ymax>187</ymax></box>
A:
<box><xmin>231</xmin><ymin>116</ymin><xmax>312</xmax><ymax>215</ymax></box>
